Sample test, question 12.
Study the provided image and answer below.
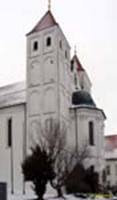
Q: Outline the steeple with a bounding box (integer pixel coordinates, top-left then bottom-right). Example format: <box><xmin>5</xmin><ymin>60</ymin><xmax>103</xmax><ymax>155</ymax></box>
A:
<box><xmin>74</xmin><ymin>45</ymin><xmax>77</xmax><ymax>55</ymax></box>
<box><xmin>27</xmin><ymin>0</ymin><xmax>58</xmax><ymax>35</ymax></box>
<box><xmin>48</xmin><ymin>0</ymin><xmax>51</xmax><ymax>11</ymax></box>
<box><xmin>26</xmin><ymin>0</ymin><xmax>71</xmax><ymax>145</ymax></box>
<box><xmin>72</xmin><ymin>52</ymin><xmax>84</xmax><ymax>72</ymax></box>
<box><xmin>27</xmin><ymin>11</ymin><xmax>58</xmax><ymax>35</ymax></box>
<box><xmin>27</xmin><ymin>0</ymin><xmax>57</xmax><ymax>36</ymax></box>
<box><xmin>71</xmin><ymin>48</ymin><xmax>92</xmax><ymax>93</ymax></box>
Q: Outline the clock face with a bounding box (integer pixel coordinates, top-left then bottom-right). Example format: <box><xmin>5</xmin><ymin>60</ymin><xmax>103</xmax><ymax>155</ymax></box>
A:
<box><xmin>30</xmin><ymin>61</ymin><xmax>40</xmax><ymax>86</ymax></box>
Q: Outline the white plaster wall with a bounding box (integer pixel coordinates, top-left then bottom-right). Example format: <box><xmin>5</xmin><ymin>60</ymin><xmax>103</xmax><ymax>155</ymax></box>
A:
<box><xmin>43</xmin><ymin>87</ymin><xmax>56</xmax><ymax>113</ymax></box>
<box><xmin>29</xmin><ymin>60</ymin><xmax>41</xmax><ymax>86</ymax></box>
<box><xmin>106</xmin><ymin>160</ymin><xmax>117</xmax><ymax>186</ymax></box>
<box><xmin>70</xmin><ymin>107</ymin><xmax>105</xmax><ymax>175</ymax></box>
<box><xmin>26</xmin><ymin>27</ymin><xmax>59</xmax><ymax>150</ymax></box>
<box><xmin>29</xmin><ymin>90</ymin><xmax>41</xmax><ymax>116</ymax></box>
<box><xmin>26</xmin><ymin>24</ymin><xmax>72</xmax><ymax>152</ymax></box>
<box><xmin>26</xmin><ymin>26</ymin><xmax>58</xmax><ymax>88</ymax></box>
<box><xmin>0</xmin><ymin>104</ymin><xmax>25</xmax><ymax>194</ymax></box>
<box><xmin>67</xmin><ymin>110</ymin><xmax>77</xmax><ymax>149</ymax></box>
<box><xmin>44</xmin><ymin>56</ymin><xmax>56</xmax><ymax>83</ymax></box>
<box><xmin>27</xmin><ymin>26</ymin><xmax>58</xmax><ymax>58</ymax></box>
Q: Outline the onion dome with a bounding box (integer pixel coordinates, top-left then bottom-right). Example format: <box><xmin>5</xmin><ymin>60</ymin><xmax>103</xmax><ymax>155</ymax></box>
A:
<box><xmin>72</xmin><ymin>90</ymin><xmax>96</xmax><ymax>107</ymax></box>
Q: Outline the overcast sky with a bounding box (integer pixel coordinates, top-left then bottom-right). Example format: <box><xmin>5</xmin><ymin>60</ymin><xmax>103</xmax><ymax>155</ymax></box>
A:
<box><xmin>0</xmin><ymin>0</ymin><xmax>117</xmax><ymax>134</ymax></box>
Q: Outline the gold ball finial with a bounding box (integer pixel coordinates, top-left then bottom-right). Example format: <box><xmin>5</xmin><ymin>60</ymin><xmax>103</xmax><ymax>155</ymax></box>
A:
<box><xmin>48</xmin><ymin>0</ymin><xmax>51</xmax><ymax>10</ymax></box>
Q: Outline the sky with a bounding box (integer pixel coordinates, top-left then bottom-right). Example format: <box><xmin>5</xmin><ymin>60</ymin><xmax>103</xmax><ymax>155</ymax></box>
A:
<box><xmin>0</xmin><ymin>0</ymin><xmax>117</xmax><ymax>134</ymax></box>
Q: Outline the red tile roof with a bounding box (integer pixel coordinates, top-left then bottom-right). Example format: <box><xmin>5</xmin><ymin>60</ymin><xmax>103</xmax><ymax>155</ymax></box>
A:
<box><xmin>105</xmin><ymin>135</ymin><xmax>117</xmax><ymax>151</ymax></box>
<box><xmin>27</xmin><ymin>11</ymin><xmax>58</xmax><ymax>35</ymax></box>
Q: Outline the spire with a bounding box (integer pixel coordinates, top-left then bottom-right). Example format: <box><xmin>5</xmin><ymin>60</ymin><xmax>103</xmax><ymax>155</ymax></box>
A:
<box><xmin>27</xmin><ymin>10</ymin><xmax>58</xmax><ymax>35</ymax></box>
<box><xmin>72</xmin><ymin>46</ymin><xmax>85</xmax><ymax>72</ymax></box>
<box><xmin>48</xmin><ymin>0</ymin><xmax>51</xmax><ymax>10</ymax></box>
<box><xmin>74</xmin><ymin>45</ymin><xmax>77</xmax><ymax>55</ymax></box>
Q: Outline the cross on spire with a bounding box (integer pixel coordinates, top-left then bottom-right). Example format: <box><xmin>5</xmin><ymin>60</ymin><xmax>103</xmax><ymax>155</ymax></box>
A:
<box><xmin>48</xmin><ymin>0</ymin><xmax>51</xmax><ymax>10</ymax></box>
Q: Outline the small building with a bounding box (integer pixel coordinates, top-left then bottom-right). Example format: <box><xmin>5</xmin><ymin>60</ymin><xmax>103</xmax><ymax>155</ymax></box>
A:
<box><xmin>105</xmin><ymin>135</ymin><xmax>117</xmax><ymax>187</ymax></box>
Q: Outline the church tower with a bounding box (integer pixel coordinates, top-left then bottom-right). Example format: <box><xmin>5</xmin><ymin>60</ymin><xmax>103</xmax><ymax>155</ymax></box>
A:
<box><xmin>26</xmin><ymin>6</ymin><xmax>72</xmax><ymax>148</ymax></box>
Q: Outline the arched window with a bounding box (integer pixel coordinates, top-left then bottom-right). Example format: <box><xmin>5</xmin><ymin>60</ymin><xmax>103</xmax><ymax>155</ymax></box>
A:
<box><xmin>106</xmin><ymin>165</ymin><xmax>111</xmax><ymax>175</ymax></box>
<box><xmin>59</xmin><ymin>40</ymin><xmax>62</xmax><ymax>49</ymax></box>
<box><xmin>33</xmin><ymin>41</ymin><xmax>38</xmax><ymax>51</ymax></box>
<box><xmin>46</xmin><ymin>37</ymin><xmax>51</xmax><ymax>47</ymax></box>
<box><xmin>7</xmin><ymin>118</ymin><xmax>12</xmax><ymax>147</ymax></box>
<box><xmin>65</xmin><ymin>50</ymin><xmax>68</xmax><ymax>59</ymax></box>
<box><xmin>74</xmin><ymin>74</ymin><xmax>77</xmax><ymax>87</ymax></box>
<box><xmin>102</xmin><ymin>169</ymin><xmax>106</xmax><ymax>183</ymax></box>
<box><xmin>71</xmin><ymin>60</ymin><xmax>74</xmax><ymax>71</ymax></box>
<box><xmin>89</xmin><ymin>121</ymin><xmax>94</xmax><ymax>145</ymax></box>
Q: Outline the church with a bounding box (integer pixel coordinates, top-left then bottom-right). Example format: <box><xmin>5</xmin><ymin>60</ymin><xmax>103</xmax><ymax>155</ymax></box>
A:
<box><xmin>0</xmin><ymin>2</ymin><xmax>106</xmax><ymax>195</ymax></box>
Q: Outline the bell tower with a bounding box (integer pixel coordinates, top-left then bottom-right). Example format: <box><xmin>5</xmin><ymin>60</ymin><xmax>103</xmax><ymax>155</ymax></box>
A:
<box><xmin>26</xmin><ymin>6</ymin><xmax>72</xmax><ymax>149</ymax></box>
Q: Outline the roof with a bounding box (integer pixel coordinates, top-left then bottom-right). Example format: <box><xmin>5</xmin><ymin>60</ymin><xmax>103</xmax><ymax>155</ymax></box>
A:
<box><xmin>72</xmin><ymin>90</ymin><xmax>96</xmax><ymax>107</ymax></box>
<box><xmin>70</xmin><ymin>105</ymin><xmax>106</xmax><ymax>120</ymax></box>
<box><xmin>105</xmin><ymin>135</ymin><xmax>117</xmax><ymax>160</ymax></box>
<box><xmin>105</xmin><ymin>149</ymin><xmax>117</xmax><ymax>160</ymax></box>
<box><xmin>105</xmin><ymin>135</ymin><xmax>117</xmax><ymax>151</ymax></box>
<box><xmin>0</xmin><ymin>82</ymin><xmax>26</xmax><ymax>109</ymax></box>
<box><xmin>27</xmin><ymin>10</ymin><xmax>58</xmax><ymax>35</ymax></box>
<box><xmin>71</xmin><ymin>55</ymin><xmax>85</xmax><ymax>72</ymax></box>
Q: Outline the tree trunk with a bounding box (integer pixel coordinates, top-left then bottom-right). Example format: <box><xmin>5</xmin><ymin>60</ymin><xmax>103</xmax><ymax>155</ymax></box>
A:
<box><xmin>36</xmin><ymin>198</ymin><xmax>44</xmax><ymax>200</ymax></box>
<box><xmin>50</xmin><ymin>180</ymin><xmax>64</xmax><ymax>198</ymax></box>
<box><xmin>57</xmin><ymin>187</ymin><xmax>63</xmax><ymax>197</ymax></box>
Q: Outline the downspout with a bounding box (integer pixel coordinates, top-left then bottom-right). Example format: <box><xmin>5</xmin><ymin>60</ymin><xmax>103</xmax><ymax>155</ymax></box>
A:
<box><xmin>74</xmin><ymin>108</ymin><xmax>78</xmax><ymax>153</ymax></box>
<box><xmin>22</xmin><ymin>102</ymin><xmax>27</xmax><ymax>194</ymax></box>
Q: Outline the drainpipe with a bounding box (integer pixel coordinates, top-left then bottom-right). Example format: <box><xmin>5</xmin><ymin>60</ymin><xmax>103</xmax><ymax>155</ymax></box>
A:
<box><xmin>74</xmin><ymin>108</ymin><xmax>78</xmax><ymax>153</ymax></box>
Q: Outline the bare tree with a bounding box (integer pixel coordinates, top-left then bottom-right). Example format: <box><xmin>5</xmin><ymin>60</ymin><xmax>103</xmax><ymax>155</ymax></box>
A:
<box><xmin>30</xmin><ymin>119</ymin><xmax>90</xmax><ymax>198</ymax></box>
<box><xmin>42</xmin><ymin>120</ymin><xmax>74</xmax><ymax>197</ymax></box>
<box><xmin>75</xmin><ymin>142</ymin><xmax>90</xmax><ymax>164</ymax></box>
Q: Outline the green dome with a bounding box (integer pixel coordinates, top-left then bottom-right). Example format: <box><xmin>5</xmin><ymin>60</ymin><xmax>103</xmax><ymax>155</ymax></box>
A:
<box><xmin>72</xmin><ymin>90</ymin><xmax>96</xmax><ymax>107</ymax></box>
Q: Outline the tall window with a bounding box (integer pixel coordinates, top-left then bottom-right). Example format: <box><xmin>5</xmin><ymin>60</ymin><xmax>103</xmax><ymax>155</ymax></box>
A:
<box><xmin>102</xmin><ymin>169</ymin><xmax>106</xmax><ymax>183</ymax></box>
<box><xmin>59</xmin><ymin>40</ymin><xmax>62</xmax><ymax>49</ymax></box>
<box><xmin>106</xmin><ymin>165</ymin><xmax>111</xmax><ymax>175</ymax></box>
<box><xmin>65</xmin><ymin>50</ymin><xmax>68</xmax><ymax>59</ymax></box>
<box><xmin>89</xmin><ymin>121</ymin><xmax>94</xmax><ymax>145</ymax></box>
<box><xmin>33</xmin><ymin>41</ymin><xmax>38</xmax><ymax>51</ymax></box>
<box><xmin>8</xmin><ymin>118</ymin><xmax>12</xmax><ymax>147</ymax></box>
<box><xmin>115</xmin><ymin>164</ymin><xmax>117</xmax><ymax>175</ymax></box>
<box><xmin>46</xmin><ymin>37</ymin><xmax>51</xmax><ymax>47</ymax></box>
<box><xmin>71</xmin><ymin>60</ymin><xmax>74</xmax><ymax>72</ymax></box>
<box><xmin>74</xmin><ymin>74</ymin><xmax>78</xmax><ymax>88</ymax></box>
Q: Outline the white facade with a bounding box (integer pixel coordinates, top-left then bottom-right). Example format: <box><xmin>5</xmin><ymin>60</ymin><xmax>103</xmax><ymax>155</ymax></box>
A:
<box><xmin>105</xmin><ymin>135</ymin><xmax>117</xmax><ymax>187</ymax></box>
<box><xmin>0</xmin><ymin>7</ymin><xmax>106</xmax><ymax>195</ymax></box>
<box><xmin>105</xmin><ymin>156</ymin><xmax>117</xmax><ymax>187</ymax></box>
